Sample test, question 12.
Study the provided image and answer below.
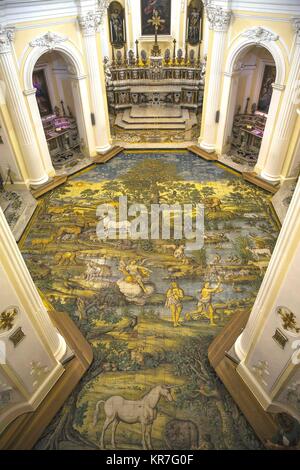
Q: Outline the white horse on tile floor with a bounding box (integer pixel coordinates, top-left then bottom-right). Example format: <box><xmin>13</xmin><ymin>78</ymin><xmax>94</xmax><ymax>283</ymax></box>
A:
<box><xmin>93</xmin><ymin>385</ymin><xmax>174</xmax><ymax>449</ymax></box>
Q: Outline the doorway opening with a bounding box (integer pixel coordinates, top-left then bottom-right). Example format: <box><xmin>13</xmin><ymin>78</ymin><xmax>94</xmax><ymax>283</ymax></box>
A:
<box><xmin>227</xmin><ymin>46</ymin><xmax>276</xmax><ymax>167</ymax></box>
<box><xmin>33</xmin><ymin>51</ymin><xmax>85</xmax><ymax>172</ymax></box>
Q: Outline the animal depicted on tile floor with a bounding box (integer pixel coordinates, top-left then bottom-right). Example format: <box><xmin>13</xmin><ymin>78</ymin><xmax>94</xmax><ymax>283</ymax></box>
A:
<box><xmin>20</xmin><ymin>151</ymin><xmax>280</xmax><ymax>450</ymax></box>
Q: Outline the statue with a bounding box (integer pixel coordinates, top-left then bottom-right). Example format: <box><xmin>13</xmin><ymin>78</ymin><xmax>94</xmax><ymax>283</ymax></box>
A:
<box><xmin>187</xmin><ymin>0</ymin><xmax>203</xmax><ymax>46</ymax></box>
<box><xmin>200</xmin><ymin>53</ymin><xmax>207</xmax><ymax>83</ymax></box>
<box><xmin>103</xmin><ymin>56</ymin><xmax>112</xmax><ymax>85</ymax></box>
<box><xmin>108</xmin><ymin>1</ymin><xmax>125</xmax><ymax>48</ymax></box>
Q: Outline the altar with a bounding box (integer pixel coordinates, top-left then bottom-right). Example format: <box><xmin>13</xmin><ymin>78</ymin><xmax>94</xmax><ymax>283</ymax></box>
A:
<box><xmin>105</xmin><ymin>8</ymin><xmax>205</xmax><ymax>132</ymax></box>
<box><xmin>106</xmin><ymin>55</ymin><xmax>204</xmax><ymax>130</ymax></box>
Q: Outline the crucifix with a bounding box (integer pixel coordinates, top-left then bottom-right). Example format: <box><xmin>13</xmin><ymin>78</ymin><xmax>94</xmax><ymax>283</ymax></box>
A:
<box><xmin>148</xmin><ymin>9</ymin><xmax>165</xmax><ymax>56</ymax></box>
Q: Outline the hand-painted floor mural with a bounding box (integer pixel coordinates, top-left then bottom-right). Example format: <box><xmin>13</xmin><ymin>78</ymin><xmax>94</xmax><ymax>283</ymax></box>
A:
<box><xmin>20</xmin><ymin>151</ymin><xmax>280</xmax><ymax>450</ymax></box>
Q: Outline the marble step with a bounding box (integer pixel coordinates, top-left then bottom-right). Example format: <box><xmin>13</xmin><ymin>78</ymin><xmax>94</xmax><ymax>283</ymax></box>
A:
<box><xmin>116</xmin><ymin>110</ymin><xmax>197</xmax><ymax>131</ymax></box>
<box><xmin>123</xmin><ymin>109</ymin><xmax>187</xmax><ymax>124</ymax></box>
<box><xmin>115</xmin><ymin>114</ymin><xmax>187</xmax><ymax>130</ymax></box>
<box><xmin>130</xmin><ymin>105</ymin><xmax>182</xmax><ymax>118</ymax></box>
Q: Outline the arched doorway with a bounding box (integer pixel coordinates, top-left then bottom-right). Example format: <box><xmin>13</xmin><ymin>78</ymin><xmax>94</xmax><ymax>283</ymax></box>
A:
<box><xmin>226</xmin><ymin>46</ymin><xmax>276</xmax><ymax>168</ymax></box>
<box><xmin>23</xmin><ymin>40</ymin><xmax>96</xmax><ymax>177</ymax></box>
<box><xmin>32</xmin><ymin>50</ymin><xmax>87</xmax><ymax>173</ymax></box>
<box><xmin>216</xmin><ymin>31</ymin><xmax>286</xmax><ymax>174</ymax></box>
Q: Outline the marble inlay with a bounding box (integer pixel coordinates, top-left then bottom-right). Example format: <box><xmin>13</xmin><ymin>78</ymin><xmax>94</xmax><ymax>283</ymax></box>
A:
<box><xmin>0</xmin><ymin>187</ymin><xmax>37</xmax><ymax>241</ymax></box>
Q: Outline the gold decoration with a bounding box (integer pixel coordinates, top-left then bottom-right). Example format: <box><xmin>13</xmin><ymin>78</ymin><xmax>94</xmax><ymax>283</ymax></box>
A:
<box><xmin>148</xmin><ymin>9</ymin><xmax>165</xmax><ymax>30</ymax></box>
<box><xmin>0</xmin><ymin>307</ymin><xmax>18</xmax><ymax>332</ymax></box>
<box><xmin>148</xmin><ymin>9</ymin><xmax>165</xmax><ymax>57</ymax></box>
<box><xmin>277</xmin><ymin>306</ymin><xmax>300</xmax><ymax>334</ymax></box>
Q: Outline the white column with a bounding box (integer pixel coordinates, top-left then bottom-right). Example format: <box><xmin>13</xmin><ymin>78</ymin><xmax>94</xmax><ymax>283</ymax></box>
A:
<box><xmin>235</xmin><ymin>178</ymin><xmax>300</xmax><ymax>363</ymax></box>
<box><xmin>23</xmin><ymin>88</ymin><xmax>55</xmax><ymax>177</ymax></box>
<box><xmin>261</xmin><ymin>19</ymin><xmax>300</xmax><ymax>182</ymax></box>
<box><xmin>0</xmin><ymin>208</ymin><xmax>67</xmax><ymax>432</ymax></box>
<box><xmin>71</xmin><ymin>75</ymin><xmax>96</xmax><ymax>157</ymax></box>
<box><xmin>199</xmin><ymin>5</ymin><xmax>232</xmax><ymax>153</ymax></box>
<box><xmin>0</xmin><ymin>26</ymin><xmax>49</xmax><ymax>186</ymax></box>
<box><xmin>284</xmin><ymin>108</ymin><xmax>300</xmax><ymax>179</ymax></box>
<box><xmin>255</xmin><ymin>83</ymin><xmax>285</xmax><ymax>174</ymax></box>
<box><xmin>234</xmin><ymin>179</ymin><xmax>300</xmax><ymax>411</ymax></box>
<box><xmin>0</xmin><ymin>209</ymin><xmax>66</xmax><ymax>362</ymax></box>
<box><xmin>216</xmin><ymin>70</ymin><xmax>240</xmax><ymax>154</ymax></box>
<box><xmin>124</xmin><ymin>0</ymin><xmax>134</xmax><ymax>51</ymax></box>
<box><xmin>78</xmin><ymin>12</ymin><xmax>112</xmax><ymax>154</ymax></box>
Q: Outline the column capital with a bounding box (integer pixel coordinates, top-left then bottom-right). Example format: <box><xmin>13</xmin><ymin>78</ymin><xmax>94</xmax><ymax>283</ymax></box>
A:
<box><xmin>202</xmin><ymin>1</ymin><xmax>232</xmax><ymax>32</ymax></box>
<box><xmin>78</xmin><ymin>3</ymin><xmax>109</xmax><ymax>36</ymax></box>
<box><xmin>0</xmin><ymin>25</ymin><xmax>15</xmax><ymax>54</ymax></box>
<box><xmin>292</xmin><ymin>17</ymin><xmax>300</xmax><ymax>44</ymax></box>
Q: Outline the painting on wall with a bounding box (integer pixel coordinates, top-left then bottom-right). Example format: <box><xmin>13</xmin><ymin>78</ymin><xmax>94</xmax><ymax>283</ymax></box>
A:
<box><xmin>258</xmin><ymin>65</ymin><xmax>276</xmax><ymax>114</ymax></box>
<box><xmin>32</xmin><ymin>69</ymin><xmax>52</xmax><ymax>117</ymax></box>
<box><xmin>108</xmin><ymin>1</ymin><xmax>126</xmax><ymax>48</ymax></box>
<box><xmin>141</xmin><ymin>0</ymin><xmax>171</xmax><ymax>36</ymax></box>
<box><xmin>187</xmin><ymin>0</ymin><xmax>203</xmax><ymax>45</ymax></box>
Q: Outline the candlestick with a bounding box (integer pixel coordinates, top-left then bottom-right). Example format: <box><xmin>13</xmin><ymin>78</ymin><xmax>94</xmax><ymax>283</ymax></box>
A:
<box><xmin>172</xmin><ymin>39</ymin><xmax>176</xmax><ymax>66</ymax></box>
<box><xmin>135</xmin><ymin>39</ymin><xmax>139</xmax><ymax>66</ymax></box>
<box><xmin>112</xmin><ymin>45</ymin><xmax>116</xmax><ymax>67</ymax></box>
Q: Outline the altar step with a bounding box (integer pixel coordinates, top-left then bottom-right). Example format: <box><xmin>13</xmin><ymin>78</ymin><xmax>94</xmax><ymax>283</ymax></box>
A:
<box><xmin>122</xmin><ymin>108</ymin><xmax>189</xmax><ymax>125</ymax></box>
<box><xmin>115</xmin><ymin>109</ymin><xmax>197</xmax><ymax>131</ymax></box>
<box><xmin>130</xmin><ymin>105</ymin><xmax>183</xmax><ymax>119</ymax></box>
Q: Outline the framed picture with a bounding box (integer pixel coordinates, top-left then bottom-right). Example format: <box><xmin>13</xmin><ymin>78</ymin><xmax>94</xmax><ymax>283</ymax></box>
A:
<box><xmin>141</xmin><ymin>0</ymin><xmax>171</xmax><ymax>36</ymax></box>
<box><xmin>258</xmin><ymin>65</ymin><xmax>276</xmax><ymax>114</ymax></box>
<box><xmin>108</xmin><ymin>1</ymin><xmax>126</xmax><ymax>48</ymax></box>
<box><xmin>187</xmin><ymin>0</ymin><xmax>203</xmax><ymax>45</ymax></box>
<box><xmin>32</xmin><ymin>69</ymin><xmax>52</xmax><ymax>117</ymax></box>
